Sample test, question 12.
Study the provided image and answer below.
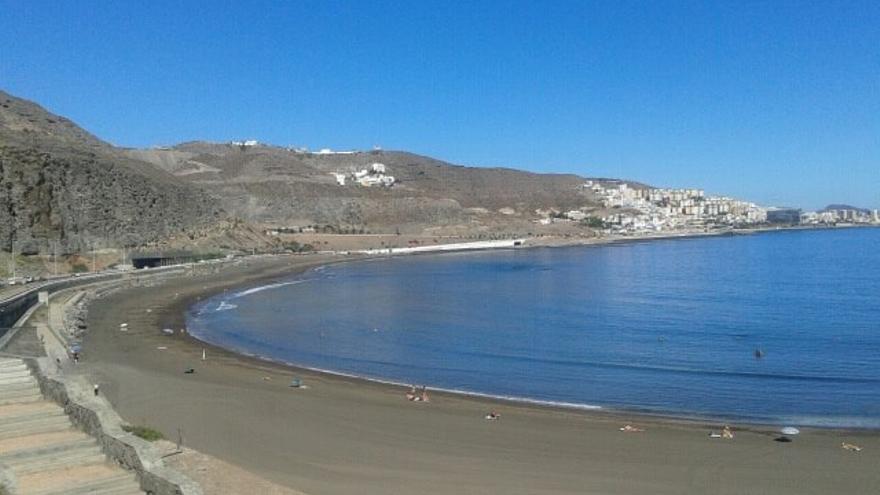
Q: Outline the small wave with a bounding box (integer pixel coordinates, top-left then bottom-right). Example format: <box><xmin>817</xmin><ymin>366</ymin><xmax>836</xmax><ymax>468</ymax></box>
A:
<box><xmin>230</xmin><ymin>279</ymin><xmax>311</xmax><ymax>299</ymax></box>
<box><xmin>773</xmin><ymin>415</ymin><xmax>880</xmax><ymax>429</ymax></box>
<box><xmin>182</xmin><ymin>328</ymin><xmax>880</xmax><ymax>428</ymax></box>
<box><xmin>216</xmin><ymin>301</ymin><xmax>238</xmax><ymax>312</ymax></box>
<box><xmin>189</xmin><ymin>335</ymin><xmax>606</xmax><ymax>411</ymax></box>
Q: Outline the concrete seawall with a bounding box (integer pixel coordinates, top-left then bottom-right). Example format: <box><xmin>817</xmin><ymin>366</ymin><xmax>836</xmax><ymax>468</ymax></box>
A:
<box><xmin>0</xmin><ymin>270</ymin><xmax>202</xmax><ymax>495</ymax></box>
<box><xmin>356</xmin><ymin>239</ymin><xmax>524</xmax><ymax>255</ymax></box>
<box><xmin>24</xmin><ymin>358</ymin><xmax>201</xmax><ymax>495</ymax></box>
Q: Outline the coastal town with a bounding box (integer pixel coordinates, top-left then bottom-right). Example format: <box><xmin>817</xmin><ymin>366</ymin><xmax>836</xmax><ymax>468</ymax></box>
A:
<box><xmin>540</xmin><ymin>180</ymin><xmax>880</xmax><ymax>236</ymax></box>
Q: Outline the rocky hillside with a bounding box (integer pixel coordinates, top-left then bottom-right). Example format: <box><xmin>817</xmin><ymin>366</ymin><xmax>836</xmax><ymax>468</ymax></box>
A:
<box><xmin>0</xmin><ymin>90</ymin><xmax>223</xmax><ymax>254</ymax></box>
<box><xmin>131</xmin><ymin>142</ymin><xmax>628</xmax><ymax>235</ymax></box>
<box><xmin>1</xmin><ymin>88</ymin><xmax>646</xmax><ymax>253</ymax></box>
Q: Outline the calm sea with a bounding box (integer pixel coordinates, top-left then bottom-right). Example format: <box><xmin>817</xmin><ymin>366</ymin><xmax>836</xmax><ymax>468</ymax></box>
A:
<box><xmin>187</xmin><ymin>228</ymin><xmax>880</xmax><ymax>427</ymax></box>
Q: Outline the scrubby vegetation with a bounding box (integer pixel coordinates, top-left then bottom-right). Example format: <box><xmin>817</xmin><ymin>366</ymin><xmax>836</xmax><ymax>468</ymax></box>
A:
<box><xmin>121</xmin><ymin>424</ymin><xmax>164</xmax><ymax>441</ymax></box>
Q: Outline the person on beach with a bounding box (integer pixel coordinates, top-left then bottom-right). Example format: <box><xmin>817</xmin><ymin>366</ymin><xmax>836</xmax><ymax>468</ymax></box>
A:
<box><xmin>93</xmin><ymin>384</ymin><xmax>100</xmax><ymax>396</ymax></box>
<box><xmin>619</xmin><ymin>424</ymin><xmax>644</xmax><ymax>432</ymax></box>
<box><xmin>722</xmin><ymin>425</ymin><xmax>734</xmax><ymax>439</ymax></box>
<box><xmin>409</xmin><ymin>386</ymin><xmax>430</xmax><ymax>402</ymax></box>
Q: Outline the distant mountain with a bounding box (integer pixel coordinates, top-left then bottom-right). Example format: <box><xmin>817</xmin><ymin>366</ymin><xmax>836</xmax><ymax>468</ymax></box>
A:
<box><xmin>821</xmin><ymin>204</ymin><xmax>871</xmax><ymax>214</ymax></box>
<box><xmin>0</xmin><ymin>90</ymin><xmax>222</xmax><ymax>253</ymax></box>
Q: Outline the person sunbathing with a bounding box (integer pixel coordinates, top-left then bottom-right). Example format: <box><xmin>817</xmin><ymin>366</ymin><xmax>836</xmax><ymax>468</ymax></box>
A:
<box><xmin>619</xmin><ymin>424</ymin><xmax>644</xmax><ymax>432</ymax></box>
<box><xmin>722</xmin><ymin>425</ymin><xmax>734</xmax><ymax>439</ymax></box>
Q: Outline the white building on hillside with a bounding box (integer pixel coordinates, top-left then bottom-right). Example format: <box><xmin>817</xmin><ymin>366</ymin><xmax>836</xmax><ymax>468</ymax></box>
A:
<box><xmin>331</xmin><ymin>163</ymin><xmax>395</xmax><ymax>188</ymax></box>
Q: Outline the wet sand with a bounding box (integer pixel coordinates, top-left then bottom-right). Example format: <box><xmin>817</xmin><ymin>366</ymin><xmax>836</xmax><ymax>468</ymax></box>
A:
<box><xmin>81</xmin><ymin>254</ymin><xmax>880</xmax><ymax>494</ymax></box>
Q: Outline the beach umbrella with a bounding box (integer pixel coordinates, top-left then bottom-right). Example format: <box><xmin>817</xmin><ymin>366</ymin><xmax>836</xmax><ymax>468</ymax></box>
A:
<box><xmin>780</xmin><ymin>426</ymin><xmax>800</xmax><ymax>436</ymax></box>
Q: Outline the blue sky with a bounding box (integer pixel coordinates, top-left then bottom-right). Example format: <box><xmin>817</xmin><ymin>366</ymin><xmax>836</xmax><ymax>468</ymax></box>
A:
<box><xmin>1</xmin><ymin>1</ymin><xmax>878</xmax><ymax>209</ymax></box>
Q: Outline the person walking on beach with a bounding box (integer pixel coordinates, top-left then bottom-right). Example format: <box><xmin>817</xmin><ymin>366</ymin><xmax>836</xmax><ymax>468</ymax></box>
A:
<box><xmin>93</xmin><ymin>383</ymin><xmax>100</xmax><ymax>397</ymax></box>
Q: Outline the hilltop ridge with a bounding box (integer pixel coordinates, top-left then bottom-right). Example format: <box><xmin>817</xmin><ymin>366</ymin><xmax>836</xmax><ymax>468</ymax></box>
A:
<box><xmin>0</xmin><ymin>88</ymin><xmax>644</xmax><ymax>255</ymax></box>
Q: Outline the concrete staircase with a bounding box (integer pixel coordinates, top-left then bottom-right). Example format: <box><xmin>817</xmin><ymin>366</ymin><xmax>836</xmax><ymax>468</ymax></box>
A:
<box><xmin>0</xmin><ymin>358</ymin><xmax>143</xmax><ymax>494</ymax></box>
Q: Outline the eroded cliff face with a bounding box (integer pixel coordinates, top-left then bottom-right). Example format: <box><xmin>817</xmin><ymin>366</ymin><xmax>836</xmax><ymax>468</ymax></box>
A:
<box><xmin>1</xmin><ymin>89</ymin><xmax>225</xmax><ymax>253</ymax></box>
<box><xmin>0</xmin><ymin>146</ymin><xmax>221</xmax><ymax>253</ymax></box>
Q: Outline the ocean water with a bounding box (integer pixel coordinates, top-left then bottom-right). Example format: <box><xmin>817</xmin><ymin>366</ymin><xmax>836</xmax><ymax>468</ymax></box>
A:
<box><xmin>187</xmin><ymin>228</ymin><xmax>880</xmax><ymax>427</ymax></box>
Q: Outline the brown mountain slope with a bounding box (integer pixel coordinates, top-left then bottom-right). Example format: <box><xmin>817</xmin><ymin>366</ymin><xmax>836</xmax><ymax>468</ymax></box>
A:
<box><xmin>0</xmin><ymin>90</ymin><xmax>108</xmax><ymax>151</ymax></box>
<box><xmin>0</xmin><ymin>90</ymin><xmax>223</xmax><ymax>253</ymax></box>
<box><xmin>2</xmin><ymin>88</ymin><xmax>645</xmax><ymax>251</ymax></box>
<box><xmin>134</xmin><ymin>142</ymin><xmax>630</xmax><ymax>233</ymax></box>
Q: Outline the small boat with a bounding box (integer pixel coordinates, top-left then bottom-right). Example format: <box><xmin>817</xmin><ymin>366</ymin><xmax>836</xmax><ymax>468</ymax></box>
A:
<box><xmin>754</xmin><ymin>348</ymin><xmax>764</xmax><ymax>359</ymax></box>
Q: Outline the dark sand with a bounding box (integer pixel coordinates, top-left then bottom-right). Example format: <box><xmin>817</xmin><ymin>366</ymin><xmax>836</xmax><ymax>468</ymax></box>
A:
<box><xmin>81</xmin><ymin>254</ymin><xmax>880</xmax><ymax>494</ymax></box>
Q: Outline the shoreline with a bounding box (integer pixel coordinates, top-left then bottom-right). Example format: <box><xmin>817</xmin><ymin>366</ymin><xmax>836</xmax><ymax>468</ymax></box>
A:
<box><xmin>527</xmin><ymin>222</ymin><xmax>879</xmax><ymax>249</ymax></box>
<box><xmin>176</xmin><ymin>228</ymin><xmax>877</xmax><ymax>432</ymax></box>
<box><xmin>80</xmin><ymin>236</ymin><xmax>880</xmax><ymax>494</ymax></box>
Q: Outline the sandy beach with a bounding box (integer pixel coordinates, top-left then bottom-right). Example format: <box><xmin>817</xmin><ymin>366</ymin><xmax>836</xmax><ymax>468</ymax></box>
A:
<box><xmin>79</xmin><ymin>253</ymin><xmax>880</xmax><ymax>494</ymax></box>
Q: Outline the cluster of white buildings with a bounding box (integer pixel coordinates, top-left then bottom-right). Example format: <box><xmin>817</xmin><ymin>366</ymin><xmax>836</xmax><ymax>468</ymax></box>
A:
<box><xmin>284</xmin><ymin>146</ymin><xmax>358</xmax><ymax>154</ymax></box>
<box><xmin>288</xmin><ymin>146</ymin><xmax>381</xmax><ymax>155</ymax></box>
<box><xmin>331</xmin><ymin>163</ymin><xmax>396</xmax><ymax>187</ymax></box>
<box><xmin>230</xmin><ymin>140</ymin><xmax>259</xmax><ymax>147</ymax></box>
<box><xmin>579</xmin><ymin>181</ymin><xmax>768</xmax><ymax>233</ymax></box>
<box><xmin>314</xmin><ymin>148</ymin><xmax>357</xmax><ymax>155</ymax></box>
<box><xmin>801</xmin><ymin>208</ymin><xmax>880</xmax><ymax>225</ymax></box>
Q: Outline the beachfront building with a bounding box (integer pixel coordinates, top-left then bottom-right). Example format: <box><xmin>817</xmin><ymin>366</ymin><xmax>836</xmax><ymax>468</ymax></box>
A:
<box><xmin>766</xmin><ymin>208</ymin><xmax>802</xmax><ymax>224</ymax></box>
